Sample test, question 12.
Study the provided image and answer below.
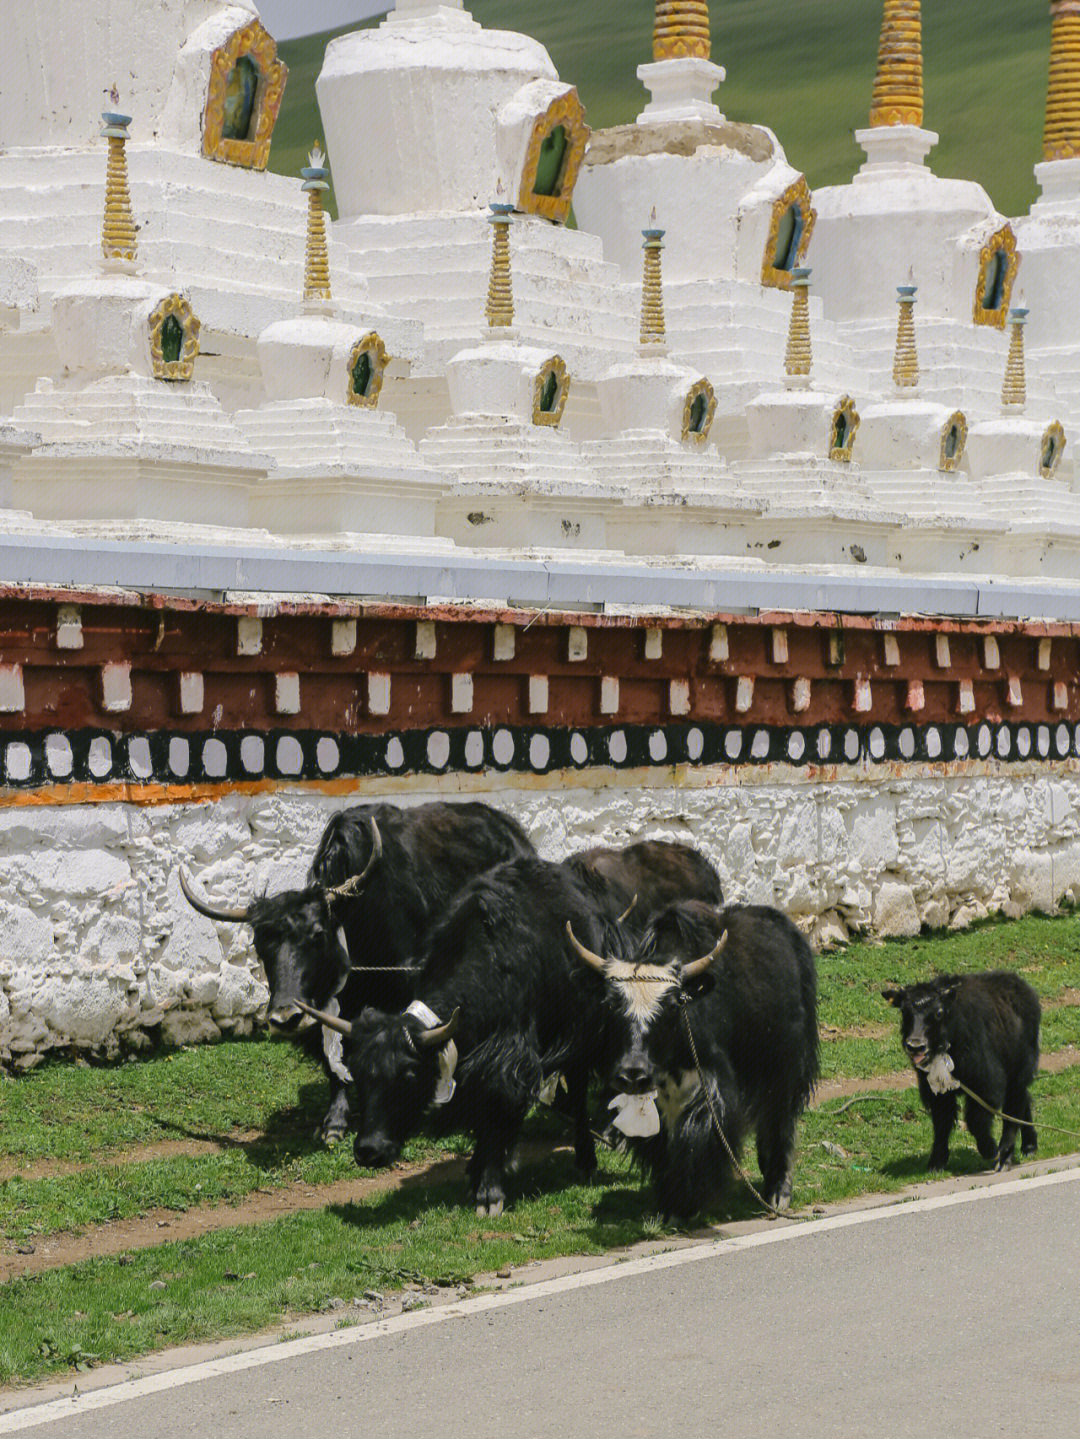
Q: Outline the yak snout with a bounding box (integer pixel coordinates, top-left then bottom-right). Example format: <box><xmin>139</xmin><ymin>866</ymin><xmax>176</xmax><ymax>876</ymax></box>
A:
<box><xmin>354</xmin><ymin>1132</ymin><xmax>401</xmax><ymax>1169</ymax></box>
<box><xmin>267</xmin><ymin>1002</ymin><xmax>315</xmax><ymax>1035</ymax></box>
<box><xmin>613</xmin><ymin>1060</ymin><xmax>654</xmax><ymax>1094</ymax></box>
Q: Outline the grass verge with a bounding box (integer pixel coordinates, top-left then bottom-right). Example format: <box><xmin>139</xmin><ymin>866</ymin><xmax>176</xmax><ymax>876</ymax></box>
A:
<box><xmin>2</xmin><ymin>912</ymin><xmax>1079</xmax><ymax>1386</ymax></box>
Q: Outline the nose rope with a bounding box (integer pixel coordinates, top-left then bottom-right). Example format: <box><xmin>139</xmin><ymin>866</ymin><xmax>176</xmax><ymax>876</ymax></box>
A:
<box><xmin>947</xmin><ymin>1075</ymin><xmax>1080</xmax><ymax>1144</ymax></box>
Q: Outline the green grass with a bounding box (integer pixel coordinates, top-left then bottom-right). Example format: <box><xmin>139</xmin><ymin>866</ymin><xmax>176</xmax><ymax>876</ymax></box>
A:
<box><xmin>0</xmin><ymin>1152</ymin><xmax>650</xmax><ymax>1387</ymax></box>
<box><xmin>272</xmin><ymin>1</ymin><xmax>1052</xmax><ymax>219</ymax></box>
<box><xmin>2</xmin><ymin>912</ymin><xmax>1079</xmax><ymax>1386</ymax></box>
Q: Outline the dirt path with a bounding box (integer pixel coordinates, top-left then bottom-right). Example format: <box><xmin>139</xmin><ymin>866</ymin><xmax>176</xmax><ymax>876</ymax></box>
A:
<box><xmin>0</xmin><ymin>1142</ymin><xmax>582</xmax><ymax>1284</ymax></box>
<box><xmin>813</xmin><ymin>1044</ymin><xmax>1080</xmax><ymax>1104</ymax></box>
<box><xmin>3</xmin><ymin>1047</ymin><xmax>1078</xmax><ymax>1286</ymax></box>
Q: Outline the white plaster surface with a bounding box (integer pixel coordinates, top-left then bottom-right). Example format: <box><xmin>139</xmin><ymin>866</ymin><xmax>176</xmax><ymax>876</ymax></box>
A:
<box><xmin>3</xmin><ymin>765</ymin><xmax>1080</xmax><ymax>1063</ymax></box>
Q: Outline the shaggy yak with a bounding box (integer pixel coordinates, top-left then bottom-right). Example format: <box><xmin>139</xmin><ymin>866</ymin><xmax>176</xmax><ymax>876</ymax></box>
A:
<box><xmin>567</xmin><ymin>900</ymin><xmax>819</xmax><ymax>1220</ymax></box>
<box><xmin>294</xmin><ymin>857</ymin><xmax>624</xmax><ymax>1215</ymax></box>
<box><xmin>179</xmin><ymin>800</ymin><xmax>534</xmax><ymax>1142</ymax></box>
<box><xmin>882</xmin><ymin>971</ymin><xmax>1041</xmax><ymax>1171</ymax></box>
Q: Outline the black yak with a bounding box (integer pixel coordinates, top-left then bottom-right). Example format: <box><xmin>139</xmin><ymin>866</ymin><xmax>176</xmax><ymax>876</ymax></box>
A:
<box><xmin>295</xmin><ymin>857</ymin><xmax>622</xmax><ymax>1214</ymax></box>
<box><xmin>179</xmin><ymin>800</ymin><xmax>534</xmax><ymax>1141</ymax></box>
<box><xmin>562</xmin><ymin>839</ymin><xmax>722</xmax><ymax>926</ymax></box>
<box><xmin>882</xmin><ymin>971</ymin><xmax>1041</xmax><ymax>1171</ymax></box>
<box><xmin>566</xmin><ymin>901</ymin><xmax>819</xmax><ymax>1220</ymax></box>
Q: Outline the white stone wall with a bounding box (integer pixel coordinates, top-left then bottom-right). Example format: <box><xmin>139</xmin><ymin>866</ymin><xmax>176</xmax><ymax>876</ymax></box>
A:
<box><xmin>2</xmin><ymin>762</ymin><xmax>1080</xmax><ymax>1066</ymax></box>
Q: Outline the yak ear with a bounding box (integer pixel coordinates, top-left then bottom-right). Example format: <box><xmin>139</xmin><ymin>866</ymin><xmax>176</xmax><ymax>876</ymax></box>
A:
<box><xmin>881</xmin><ymin>987</ymin><xmax>904</xmax><ymax>1007</ymax></box>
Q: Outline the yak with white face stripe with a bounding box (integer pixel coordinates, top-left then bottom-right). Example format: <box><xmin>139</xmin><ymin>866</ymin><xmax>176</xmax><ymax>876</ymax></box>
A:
<box><xmin>179</xmin><ymin>800</ymin><xmax>534</xmax><ymax>1143</ymax></box>
<box><xmin>296</xmin><ymin>857</ymin><xmax>623</xmax><ymax>1215</ymax></box>
<box><xmin>568</xmin><ymin>901</ymin><xmax>819</xmax><ymax>1219</ymax></box>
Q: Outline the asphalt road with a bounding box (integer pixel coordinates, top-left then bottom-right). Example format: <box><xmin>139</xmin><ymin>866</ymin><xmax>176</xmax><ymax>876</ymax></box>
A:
<box><xmin>6</xmin><ymin>1170</ymin><xmax>1080</xmax><ymax>1439</ymax></box>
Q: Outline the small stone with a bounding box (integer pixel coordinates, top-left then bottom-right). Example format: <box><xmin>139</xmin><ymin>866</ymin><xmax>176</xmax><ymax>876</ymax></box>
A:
<box><xmin>118</xmin><ymin>1255</ymin><xmax>133</xmax><ymax>1266</ymax></box>
<box><xmin>14</xmin><ymin>1245</ymin><xmax>34</xmax><ymax>1255</ymax></box>
<box><xmin>400</xmin><ymin>1296</ymin><xmax>427</xmax><ymax>1312</ymax></box>
<box><xmin>326</xmin><ymin>1297</ymin><xmax>346</xmax><ymax>1311</ymax></box>
<box><xmin>362</xmin><ymin>1290</ymin><xmax>383</xmax><ymax>1304</ymax></box>
<box><xmin>496</xmin><ymin>1268</ymin><xmax>511</xmax><ymax>1279</ymax></box>
<box><xmin>149</xmin><ymin>1280</ymin><xmax>166</xmax><ymax>1292</ymax></box>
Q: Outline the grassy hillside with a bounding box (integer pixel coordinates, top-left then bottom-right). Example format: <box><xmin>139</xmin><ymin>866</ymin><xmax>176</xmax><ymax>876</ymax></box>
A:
<box><xmin>272</xmin><ymin>1</ymin><xmax>1052</xmax><ymax>219</ymax></box>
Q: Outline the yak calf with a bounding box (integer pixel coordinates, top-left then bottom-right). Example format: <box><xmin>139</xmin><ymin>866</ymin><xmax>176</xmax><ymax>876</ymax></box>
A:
<box><xmin>883</xmin><ymin>971</ymin><xmax>1040</xmax><ymax>1172</ymax></box>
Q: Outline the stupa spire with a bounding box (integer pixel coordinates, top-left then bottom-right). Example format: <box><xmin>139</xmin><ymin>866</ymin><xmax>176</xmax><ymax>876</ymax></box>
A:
<box><xmin>1001</xmin><ymin>306</ymin><xmax>1029</xmax><ymax>410</ymax></box>
<box><xmin>869</xmin><ymin>0</ymin><xmax>924</xmax><ymax>128</ymax></box>
<box><xmin>302</xmin><ymin>144</ymin><xmax>332</xmax><ymax>305</ymax></box>
<box><xmin>784</xmin><ymin>268</ymin><xmax>812</xmax><ymax>387</ymax></box>
<box><xmin>653</xmin><ymin>1</ymin><xmax>711</xmax><ymax>62</ymax></box>
<box><xmin>1043</xmin><ymin>0</ymin><xmax>1080</xmax><ymax>160</ymax></box>
<box><xmin>640</xmin><ymin>212</ymin><xmax>666</xmax><ymax>347</ymax></box>
<box><xmin>100</xmin><ymin>106</ymin><xmax>137</xmax><ymax>267</ymax></box>
<box><xmin>485</xmin><ymin>200</ymin><xmax>515</xmax><ymax>330</ymax></box>
<box><xmin>893</xmin><ymin>277</ymin><xmax>919</xmax><ymax>390</ymax></box>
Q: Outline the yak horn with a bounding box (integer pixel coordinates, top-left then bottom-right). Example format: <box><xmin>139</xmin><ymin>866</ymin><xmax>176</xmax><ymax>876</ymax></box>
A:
<box><xmin>565</xmin><ymin>921</ymin><xmax>608</xmax><ymax>975</ymax></box>
<box><xmin>326</xmin><ymin>818</ymin><xmax>383</xmax><ymax>902</ymax></box>
<box><xmin>617</xmin><ymin>894</ymin><xmax>638</xmax><ymax>924</ymax></box>
<box><xmin>682</xmin><ymin>929</ymin><xmax>728</xmax><ymax>981</ymax></box>
<box><xmin>178</xmin><ymin>868</ymin><xmax>250</xmax><ymax>923</ymax></box>
<box><xmin>294</xmin><ymin>998</ymin><xmax>354</xmax><ymax>1037</ymax></box>
<box><xmin>416</xmin><ymin>1007</ymin><xmax>460</xmax><ymax>1049</ymax></box>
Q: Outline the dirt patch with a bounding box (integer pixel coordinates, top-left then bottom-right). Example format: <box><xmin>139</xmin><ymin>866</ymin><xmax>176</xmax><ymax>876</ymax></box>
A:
<box><xmin>821</xmin><ymin>1023</ymin><xmax>892</xmax><ymax>1042</ymax></box>
<box><xmin>0</xmin><ymin>1134</ymin><xmax>267</xmax><ymax>1186</ymax></box>
<box><xmin>814</xmin><ymin>1044</ymin><xmax>1080</xmax><ymax>1105</ymax></box>
<box><xmin>1045</xmin><ymin>988</ymin><xmax>1080</xmax><ymax>1011</ymax></box>
<box><xmin>0</xmin><ymin>1142</ymin><xmax>578</xmax><ymax>1285</ymax></box>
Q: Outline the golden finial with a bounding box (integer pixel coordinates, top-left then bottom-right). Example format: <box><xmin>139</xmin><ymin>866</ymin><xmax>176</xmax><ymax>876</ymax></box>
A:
<box><xmin>1001</xmin><ymin>306</ymin><xmax>1029</xmax><ymax>409</ymax></box>
<box><xmin>302</xmin><ymin>142</ymin><xmax>332</xmax><ymax>303</ymax></box>
<box><xmin>485</xmin><ymin>199</ymin><xmax>515</xmax><ymax>330</ymax></box>
<box><xmin>893</xmin><ymin>275</ymin><xmax>919</xmax><ymax>389</ymax></box>
<box><xmin>869</xmin><ymin>0</ymin><xmax>924</xmax><ymax>128</ymax></box>
<box><xmin>653</xmin><ymin>1</ymin><xmax>711</xmax><ymax>61</ymax></box>
<box><xmin>784</xmin><ymin>268</ymin><xmax>812</xmax><ymax>384</ymax></box>
<box><xmin>640</xmin><ymin>209</ymin><xmax>666</xmax><ymax>347</ymax></box>
<box><xmin>100</xmin><ymin>107</ymin><xmax>137</xmax><ymax>266</ymax></box>
<box><xmin>1043</xmin><ymin>0</ymin><xmax>1080</xmax><ymax>160</ymax></box>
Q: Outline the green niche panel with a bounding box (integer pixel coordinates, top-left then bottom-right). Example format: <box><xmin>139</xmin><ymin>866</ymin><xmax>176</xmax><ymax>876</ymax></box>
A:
<box><xmin>1043</xmin><ymin>434</ymin><xmax>1059</xmax><ymax>472</ymax></box>
<box><xmin>533</xmin><ymin>125</ymin><xmax>568</xmax><ymax>198</ymax></box>
<box><xmin>161</xmin><ymin>314</ymin><xmax>184</xmax><ymax>366</ymax></box>
<box><xmin>223</xmin><ymin>56</ymin><xmax>260</xmax><ymax>141</ymax></box>
<box><xmin>945</xmin><ymin>424</ymin><xmax>960</xmax><ymax>460</ymax></box>
<box><xmin>539</xmin><ymin>369</ymin><xmax>559</xmax><ymax>413</ymax></box>
<box><xmin>982</xmin><ymin>250</ymin><xmax>1007</xmax><ymax>312</ymax></box>
<box><xmin>773</xmin><ymin>204</ymin><xmax>804</xmax><ymax>272</ymax></box>
<box><xmin>352</xmin><ymin>350</ymin><xmax>373</xmax><ymax>399</ymax></box>
<box><xmin>832</xmin><ymin>413</ymin><xmax>848</xmax><ymax>451</ymax></box>
<box><xmin>689</xmin><ymin>392</ymin><xmax>709</xmax><ymax>434</ymax></box>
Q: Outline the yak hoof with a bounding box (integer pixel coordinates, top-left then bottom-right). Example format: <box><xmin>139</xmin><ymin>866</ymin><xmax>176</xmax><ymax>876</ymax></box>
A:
<box><xmin>994</xmin><ymin>1152</ymin><xmax>1015</xmax><ymax>1173</ymax></box>
<box><xmin>317</xmin><ymin>1119</ymin><xmax>348</xmax><ymax>1146</ymax></box>
<box><xmin>475</xmin><ymin>1198</ymin><xmax>505</xmax><ymax>1218</ymax></box>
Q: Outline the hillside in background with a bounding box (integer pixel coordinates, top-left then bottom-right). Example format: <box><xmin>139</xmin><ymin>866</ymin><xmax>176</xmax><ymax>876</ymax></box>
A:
<box><xmin>272</xmin><ymin>1</ymin><xmax>1052</xmax><ymax>220</ymax></box>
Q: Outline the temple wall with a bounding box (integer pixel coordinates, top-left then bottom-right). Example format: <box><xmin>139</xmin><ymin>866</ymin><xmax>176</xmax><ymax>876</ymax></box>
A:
<box><xmin>4</xmin><ymin>756</ymin><xmax>1080</xmax><ymax>1067</ymax></box>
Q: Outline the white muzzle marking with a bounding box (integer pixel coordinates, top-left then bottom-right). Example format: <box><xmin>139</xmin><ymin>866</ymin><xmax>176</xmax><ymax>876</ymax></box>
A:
<box><xmin>604</xmin><ymin>959</ymin><xmax>678</xmax><ymax>1027</ymax></box>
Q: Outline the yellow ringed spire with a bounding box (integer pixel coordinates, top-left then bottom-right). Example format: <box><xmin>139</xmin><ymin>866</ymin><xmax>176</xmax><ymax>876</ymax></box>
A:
<box><xmin>653</xmin><ymin>1</ymin><xmax>711</xmax><ymax>62</ymax></box>
<box><xmin>1043</xmin><ymin>0</ymin><xmax>1080</xmax><ymax>161</ymax></box>
<box><xmin>869</xmin><ymin>0</ymin><xmax>924</xmax><ymax>128</ymax></box>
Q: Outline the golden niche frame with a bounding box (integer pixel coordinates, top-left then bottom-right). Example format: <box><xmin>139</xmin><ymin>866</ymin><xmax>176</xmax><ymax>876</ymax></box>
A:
<box><xmin>516</xmin><ymin>90</ymin><xmax>590</xmax><ymax>226</ymax></box>
<box><xmin>828</xmin><ymin>395</ymin><xmax>860</xmax><ymax>462</ymax></box>
<box><xmin>202</xmin><ymin>20</ymin><xmax>288</xmax><ymax>171</ymax></box>
<box><xmin>346</xmin><ymin>333</ymin><xmax>390</xmax><ymax>410</ymax></box>
<box><xmin>1040</xmin><ymin>421</ymin><xmax>1067</xmax><ymax>480</ymax></box>
<box><xmin>149</xmin><ymin>293</ymin><xmax>200</xmax><ymax>381</ymax></box>
<box><xmin>972</xmin><ymin>225</ymin><xmax>1020</xmax><ymax>330</ymax></box>
<box><xmin>761</xmin><ymin>177</ymin><xmax>816</xmax><ymax>290</ymax></box>
<box><xmin>939</xmin><ymin>411</ymin><xmax>969</xmax><ymax>473</ymax></box>
<box><xmin>682</xmin><ymin>378</ymin><xmax>717</xmax><ymax>444</ymax></box>
<box><xmin>532</xmin><ymin>356</ymin><xmax>570</xmax><ymax>427</ymax></box>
